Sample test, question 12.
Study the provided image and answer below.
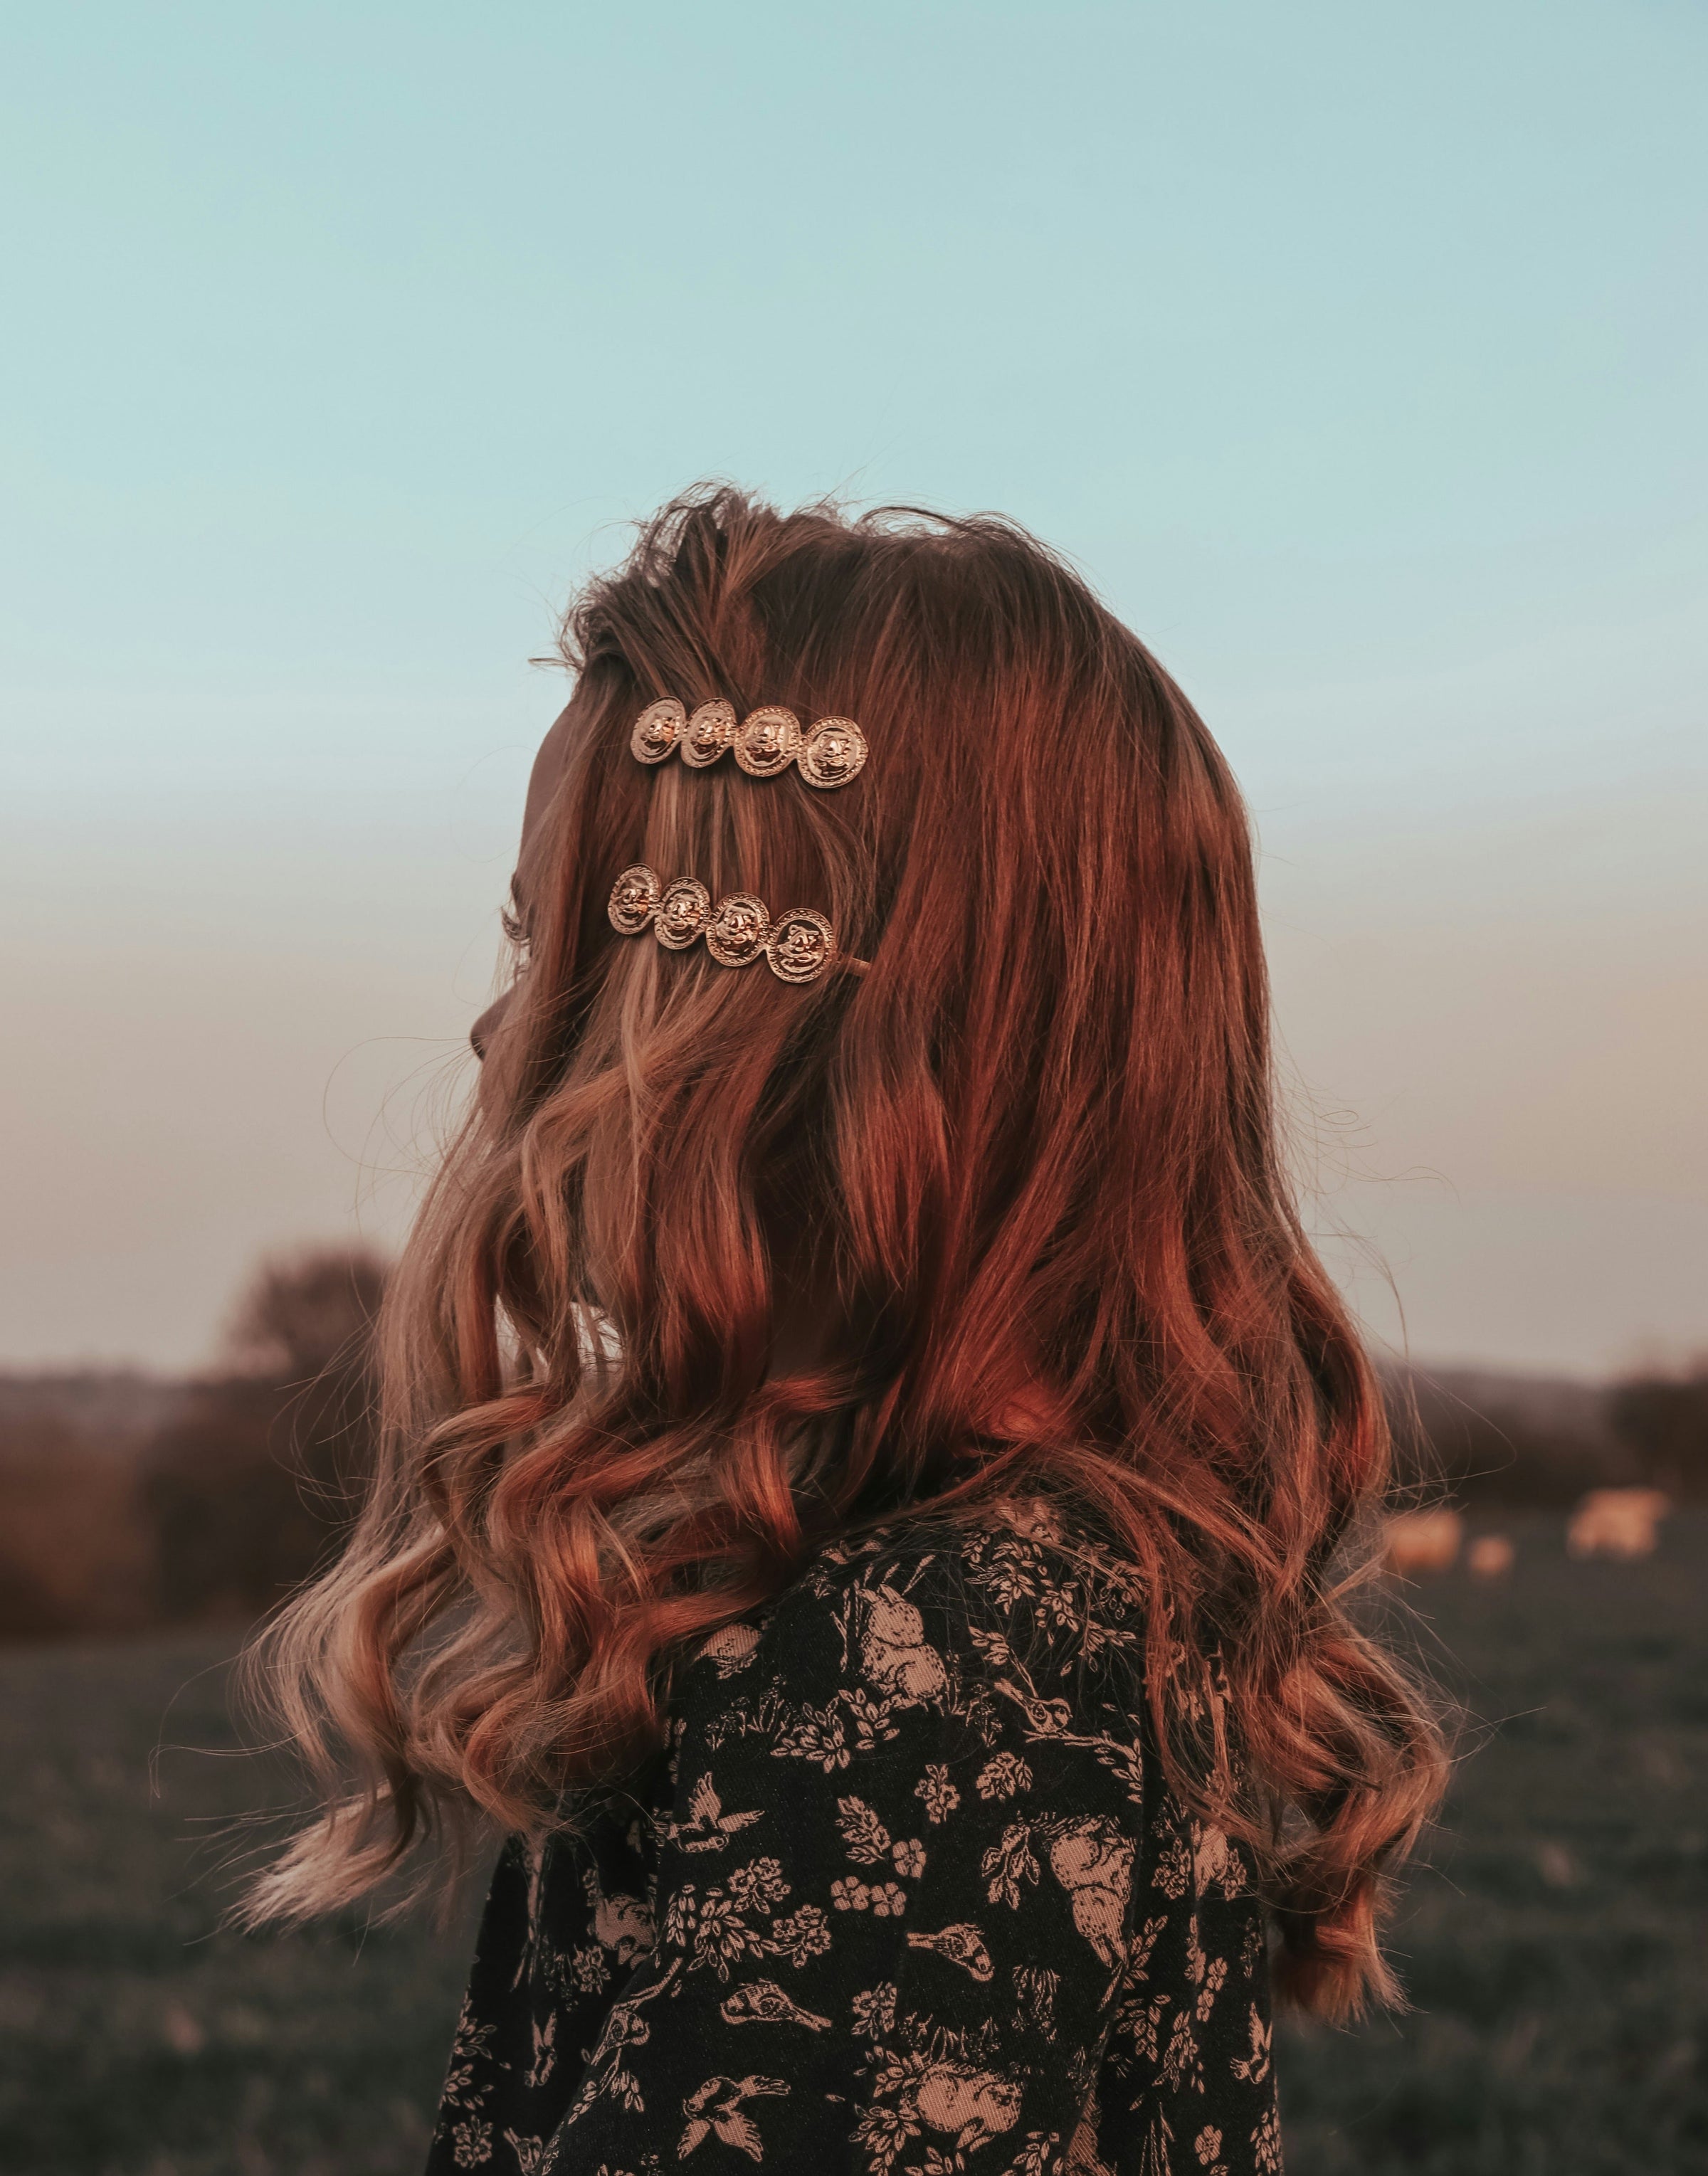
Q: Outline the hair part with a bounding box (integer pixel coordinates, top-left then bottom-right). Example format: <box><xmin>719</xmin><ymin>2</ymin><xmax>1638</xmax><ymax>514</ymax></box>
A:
<box><xmin>243</xmin><ymin>485</ymin><xmax>1446</xmax><ymax>2018</ymax></box>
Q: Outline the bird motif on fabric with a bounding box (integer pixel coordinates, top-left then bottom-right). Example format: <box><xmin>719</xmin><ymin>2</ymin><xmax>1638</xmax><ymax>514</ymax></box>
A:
<box><xmin>718</xmin><ymin>1980</ymin><xmax>833</xmax><ymax>2030</ymax></box>
<box><xmin>1230</xmin><ymin>2005</ymin><xmax>1273</xmax><ymax>2084</ymax></box>
<box><xmin>678</xmin><ymin>2074</ymin><xmax>790</xmax><ymax>2162</ymax></box>
<box><xmin>668</xmin><ymin>1773</ymin><xmax>766</xmax><ymax>1853</ymax></box>
<box><xmin>904</xmin><ymin>1921</ymin><xmax>996</xmax><ymax>1981</ymax></box>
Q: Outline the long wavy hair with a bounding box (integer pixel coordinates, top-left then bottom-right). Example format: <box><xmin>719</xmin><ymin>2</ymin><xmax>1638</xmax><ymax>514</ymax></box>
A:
<box><xmin>246</xmin><ymin>487</ymin><xmax>1445</xmax><ymax>2017</ymax></box>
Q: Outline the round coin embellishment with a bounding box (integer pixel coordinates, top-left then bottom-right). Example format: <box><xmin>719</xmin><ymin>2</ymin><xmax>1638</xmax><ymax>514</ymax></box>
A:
<box><xmin>766</xmin><ymin>907</ymin><xmax>837</xmax><ymax>984</ymax></box>
<box><xmin>798</xmin><ymin>716</ymin><xmax>868</xmax><ymax>789</ymax></box>
<box><xmin>705</xmin><ymin>892</ymin><xmax>771</xmax><ymax>967</ymax></box>
<box><xmin>733</xmin><ymin>706</ymin><xmax>802</xmax><ymax>778</ymax></box>
<box><xmin>654</xmin><ymin>877</ymin><xmax>712</xmax><ymax>948</ymax></box>
<box><xmin>631</xmin><ymin>699</ymin><xmax>685</xmax><ymax>766</ymax></box>
<box><xmin>607</xmin><ymin>863</ymin><xmax>662</xmax><ymax>934</ymax></box>
<box><xmin>680</xmin><ymin>700</ymin><xmax>737</xmax><ymax>768</ymax></box>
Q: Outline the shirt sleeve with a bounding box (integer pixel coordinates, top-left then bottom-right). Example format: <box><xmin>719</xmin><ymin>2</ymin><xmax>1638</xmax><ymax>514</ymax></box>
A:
<box><xmin>541</xmin><ymin>1554</ymin><xmax>1142</xmax><ymax>2175</ymax></box>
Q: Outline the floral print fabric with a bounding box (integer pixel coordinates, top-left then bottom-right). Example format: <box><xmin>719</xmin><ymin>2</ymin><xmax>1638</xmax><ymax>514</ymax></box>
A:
<box><xmin>425</xmin><ymin>1516</ymin><xmax>1280</xmax><ymax>2176</ymax></box>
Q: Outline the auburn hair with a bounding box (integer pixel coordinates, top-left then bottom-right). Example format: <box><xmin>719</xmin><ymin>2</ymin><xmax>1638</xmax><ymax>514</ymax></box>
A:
<box><xmin>246</xmin><ymin>487</ymin><xmax>1445</xmax><ymax>2017</ymax></box>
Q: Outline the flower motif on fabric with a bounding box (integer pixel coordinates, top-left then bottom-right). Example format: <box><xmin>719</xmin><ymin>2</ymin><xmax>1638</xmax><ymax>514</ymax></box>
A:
<box><xmin>975</xmin><ymin>1752</ymin><xmax>1033</xmax><ymax>1800</ymax></box>
<box><xmin>915</xmin><ymin>1765</ymin><xmax>961</xmax><ymax>1824</ymax></box>
<box><xmin>1196</xmin><ymin>2124</ymin><xmax>1230</xmax><ymax>2176</ymax></box>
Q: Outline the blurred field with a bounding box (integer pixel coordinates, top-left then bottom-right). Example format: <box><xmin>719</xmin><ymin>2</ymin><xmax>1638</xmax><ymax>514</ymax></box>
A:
<box><xmin>0</xmin><ymin>1633</ymin><xmax>473</xmax><ymax>2176</ymax></box>
<box><xmin>1285</xmin><ymin>1510</ymin><xmax>1708</xmax><ymax>2175</ymax></box>
<box><xmin>2</xmin><ymin>1515</ymin><xmax>1706</xmax><ymax>2175</ymax></box>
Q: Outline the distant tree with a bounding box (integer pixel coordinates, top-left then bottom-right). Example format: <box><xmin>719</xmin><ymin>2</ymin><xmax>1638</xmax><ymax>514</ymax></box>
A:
<box><xmin>0</xmin><ymin>1412</ymin><xmax>154</xmax><ymax>1639</ymax></box>
<box><xmin>141</xmin><ymin>1246</ymin><xmax>389</xmax><ymax>1624</ymax></box>
<box><xmin>223</xmin><ymin>1248</ymin><xmax>390</xmax><ymax>1383</ymax></box>
<box><xmin>1384</xmin><ymin>1370</ymin><xmax>1630</xmax><ymax>1511</ymax></box>
<box><xmin>1608</xmin><ymin>1360</ymin><xmax>1708</xmax><ymax>1501</ymax></box>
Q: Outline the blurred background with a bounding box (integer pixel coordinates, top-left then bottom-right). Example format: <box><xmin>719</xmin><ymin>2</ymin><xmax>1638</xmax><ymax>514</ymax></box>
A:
<box><xmin>1</xmin><ymin>4</ymin><xmax>1703</xmax><ymax>2172</ymax></box>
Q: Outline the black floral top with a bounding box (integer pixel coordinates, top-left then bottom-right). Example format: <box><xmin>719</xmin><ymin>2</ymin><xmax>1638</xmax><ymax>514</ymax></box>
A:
<box><xmin>426</xmin><ymin>1514</ymin><xmax>1281</xmax><ymax>2176</ymax></box>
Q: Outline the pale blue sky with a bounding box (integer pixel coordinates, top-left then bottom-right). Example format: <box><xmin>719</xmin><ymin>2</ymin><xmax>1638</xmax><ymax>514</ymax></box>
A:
<box><xmin>3</xmin><ymin>1</ymin><xmax>1704</xmax><ymax>1370</ymax></box>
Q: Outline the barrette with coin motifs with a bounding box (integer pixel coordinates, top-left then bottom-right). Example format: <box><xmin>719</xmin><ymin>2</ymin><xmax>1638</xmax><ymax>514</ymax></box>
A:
<box><xmin>630</xmin><ymin>697</ymin><xmax>868</xmax><ymax>790</ymax></box>
<box><xmin>606</xmin><ymin>865</ymin><xmax>868</xmax><ymax>985</ymax></box>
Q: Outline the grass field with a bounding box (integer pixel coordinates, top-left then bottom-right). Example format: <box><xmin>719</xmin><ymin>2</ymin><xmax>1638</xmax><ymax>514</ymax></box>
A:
<box><xmin>3</xmin><ymin>1514</ymin><xmax>1706</xmax><ymax>2175</ymax></box>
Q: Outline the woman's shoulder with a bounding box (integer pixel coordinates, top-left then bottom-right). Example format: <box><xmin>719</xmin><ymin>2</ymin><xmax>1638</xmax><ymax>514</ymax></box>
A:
<box><xmin>673</xmin><ymin>1498</ymin><xmax>1151</xmax><ymax>1733</ymax></box>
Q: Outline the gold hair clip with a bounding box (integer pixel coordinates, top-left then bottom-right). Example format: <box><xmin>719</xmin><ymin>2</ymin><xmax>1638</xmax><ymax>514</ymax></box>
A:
<box><xmin>606</xmin><ymin>864</ymin><xmax>868</xmax><ymax>984</ymax></box>
<box><xmin>631</xmin><ymin>698</ymin><xmax>868</xmax><ymax>790</ymax></box>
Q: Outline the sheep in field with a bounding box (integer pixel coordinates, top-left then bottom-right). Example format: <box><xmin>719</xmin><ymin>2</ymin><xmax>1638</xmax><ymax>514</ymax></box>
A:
<box><xmin>1383</xmin><ymin>1509</ymin><xmax>1463</xmax><ymax>1577</ymax></box>
<box><xmin>1566</xmin><ymin>1489</ymin><xmax>1670</xmax><ymax>1560</ymax></box>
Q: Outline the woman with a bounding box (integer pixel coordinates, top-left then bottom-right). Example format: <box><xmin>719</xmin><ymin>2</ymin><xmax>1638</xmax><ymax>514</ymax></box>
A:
<box><xmin>248</xmin><ymin>490</ymin><xmax>1445</xmax><ymax>2175</ymax></box>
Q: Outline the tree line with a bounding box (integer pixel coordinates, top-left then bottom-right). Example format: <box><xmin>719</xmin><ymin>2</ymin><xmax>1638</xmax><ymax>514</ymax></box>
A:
<box><xmin>0</xmin><ymin>1247</ymin><xmax>1704</xmax><ymax>1641</ymax></box>
<box><xmin>0</xmin><ymin>1248</ymin><xmax>385</xmax><ymax>1640</ymax></box>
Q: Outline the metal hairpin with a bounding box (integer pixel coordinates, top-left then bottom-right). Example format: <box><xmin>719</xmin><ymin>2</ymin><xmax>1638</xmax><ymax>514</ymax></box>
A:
<box><xmin>631</xmin><ymin>698</ymin><xmax>868</xmax><ymax>790</ymax></box>
<box><xmin>606</xmin><ymin>865</ymin><xmax>867</xmax><ymax>985</ymax></box>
